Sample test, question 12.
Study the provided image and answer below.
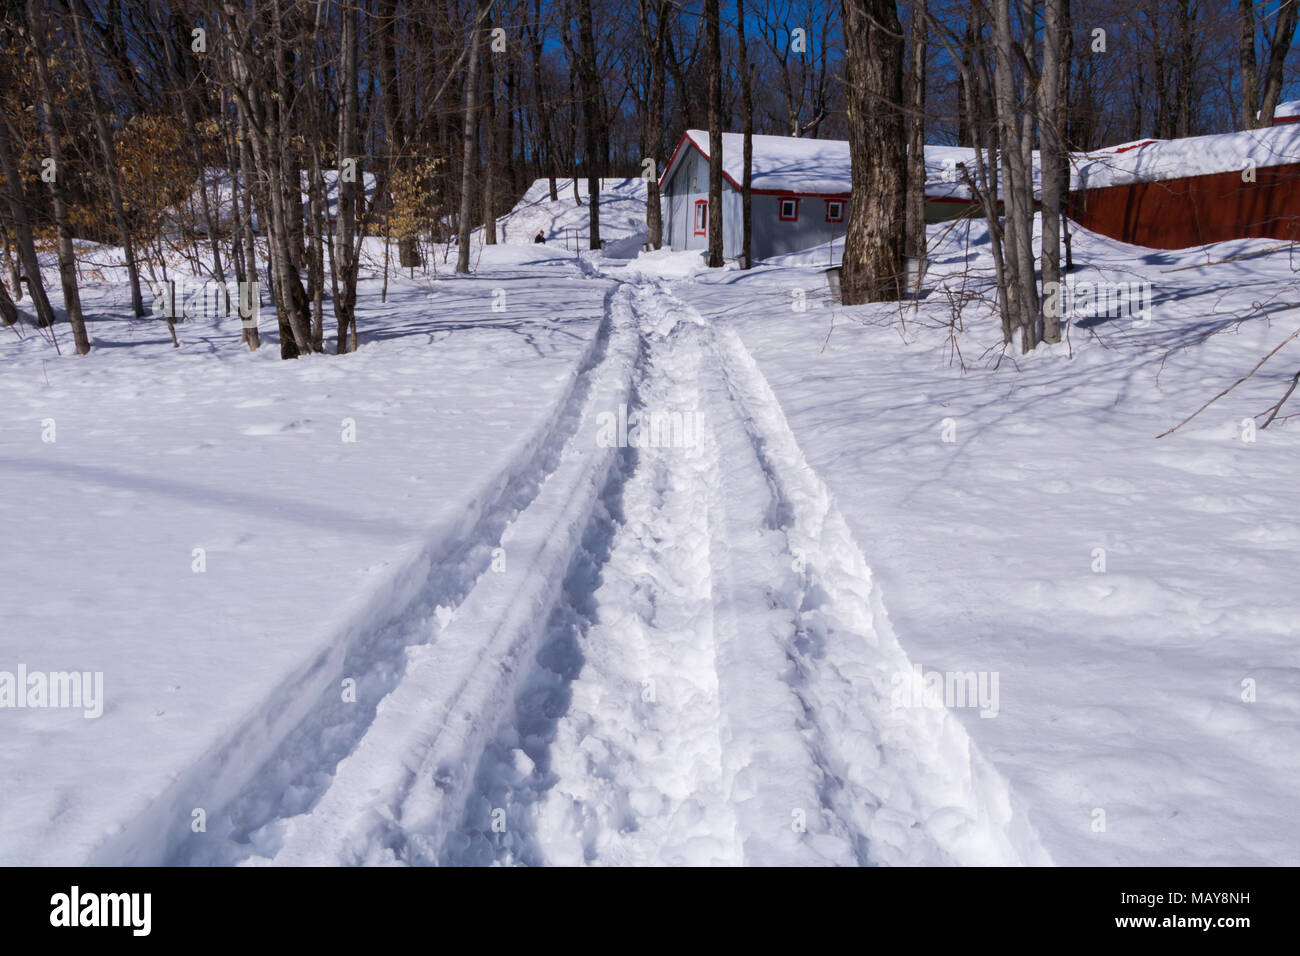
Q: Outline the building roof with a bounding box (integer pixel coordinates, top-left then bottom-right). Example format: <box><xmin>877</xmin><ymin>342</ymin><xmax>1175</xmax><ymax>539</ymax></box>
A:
<box><xmin>662</xmin><ymin>130</ymin><xmax>1039</xmax><ymax>201</ymax></box>
<box><xmin>1071</xmin><ymin>123</ymin><xmax>1300</xmax><ymax>190</ymax></box>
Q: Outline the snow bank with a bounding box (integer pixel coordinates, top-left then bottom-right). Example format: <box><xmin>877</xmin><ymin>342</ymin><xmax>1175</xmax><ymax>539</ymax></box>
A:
<box><xmin>494</xmin><ymin>177</ymin><xmax>648</xmax><ymax>249</ymax></box>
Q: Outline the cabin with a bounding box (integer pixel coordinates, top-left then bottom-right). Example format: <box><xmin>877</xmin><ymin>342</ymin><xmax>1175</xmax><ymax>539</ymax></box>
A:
<box><xmin>658</xmin><ymin>130</ymin><xmax>1017</xmax><ymax>261</ymax></box>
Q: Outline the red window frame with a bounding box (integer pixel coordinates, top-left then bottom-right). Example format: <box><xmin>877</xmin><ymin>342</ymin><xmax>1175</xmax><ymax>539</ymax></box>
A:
<box><xmin>779</xmin><ymin>197</ymin><xmax>800</xmax><ymax>221</ymax></box>
<box><xmin>825</xmin><ymin>200</ymin><xmax>844</xmax><ymax>223</ymax></box>
<box><xmin>693</xmin><ymin>199</ymin><xmax>708</xmax><ymax>235</ymax></box>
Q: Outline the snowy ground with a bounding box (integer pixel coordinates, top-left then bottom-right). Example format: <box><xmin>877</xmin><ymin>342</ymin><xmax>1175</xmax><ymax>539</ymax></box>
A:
<box><xmin>2</xmin><ymin>207</ymin><xmax>1297</xmax><ymax>866</ymax></box>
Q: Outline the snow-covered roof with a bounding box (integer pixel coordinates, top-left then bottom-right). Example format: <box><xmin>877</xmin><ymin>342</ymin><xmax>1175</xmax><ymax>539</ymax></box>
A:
<box><xmin>1071</xmin><ymin>124</ymin><xmax>1300</xmax><ymax>190</ymax></box>
<box><xmin>673</xmin><ymin>130</ymin><xmax>851</xmax><ymax>194</ymax></box>
<box><xmin>667</xmin><ymin>130</ymin><xmax>1040</xmax><ymax>200</ymax></box>
<box><xmin>1275</xmin><ymin>100</ymin><xmax>1300</xmax><ymax>120</ymax></box>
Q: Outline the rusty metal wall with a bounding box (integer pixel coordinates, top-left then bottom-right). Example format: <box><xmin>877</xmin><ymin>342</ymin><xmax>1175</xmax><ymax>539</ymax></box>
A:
<box><xmin>1067</xmin><ymin>164</ymin><xmax>1300</xmax><ymax>249</ymax></box>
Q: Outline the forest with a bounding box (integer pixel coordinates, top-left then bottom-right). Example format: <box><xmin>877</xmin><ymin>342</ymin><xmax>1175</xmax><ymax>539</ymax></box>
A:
<box><xmin>0</xmin><ymin>0</ymin><xmax>1297</xmax><ymax>357</ymax></box>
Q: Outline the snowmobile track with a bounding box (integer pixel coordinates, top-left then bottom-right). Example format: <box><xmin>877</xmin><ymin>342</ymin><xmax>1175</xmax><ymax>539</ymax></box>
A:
<box><xmin>140</xmin><ymin>271</ymin><xmax>1048</xmax><ymax>867</ymax></box>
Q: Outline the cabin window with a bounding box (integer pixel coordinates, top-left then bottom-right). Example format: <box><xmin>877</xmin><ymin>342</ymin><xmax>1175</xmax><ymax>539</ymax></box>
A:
<box><xmin>694</xmin><ymin>199</ymin><xmax>708</xmax><ymax>235</ymax></box>
<box><xmin>779</xmin><ymin>198</ymin><xmax>799</xmax><ymax>221</ymax></box>
<box><xmin>825</xmin><ymin>200</ymin><xmax>844</xmax><ymax>223</ymax></box>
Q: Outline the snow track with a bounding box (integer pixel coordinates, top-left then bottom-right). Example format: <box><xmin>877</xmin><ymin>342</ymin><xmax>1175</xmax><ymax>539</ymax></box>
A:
<box><xmin>154</xmin><ymin>272</ymin><xmax>1050</xmax><ymax>867</ymax></box>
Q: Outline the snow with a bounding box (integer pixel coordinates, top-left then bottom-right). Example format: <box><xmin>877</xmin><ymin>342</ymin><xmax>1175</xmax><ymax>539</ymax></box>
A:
<box><xmin>1073</xmin><ymin>123</ymin><xmax>1300</xmax><ymax>189</ymax></box>
<box><xmin>168</xmin><ymin>168</ymin><xmax>380</xmax><ymax>236</ymax></box>
<box><xmin>3</xmin><ymin>186</ymin><xmax>1299</xmax><ymax>866</ymax></box>
<box><xmin>1271</xmin><ymin>100</ymin><xmax>1300</xmax><ymax>120</ymax></box>
<box><xmin>491</xmin><ymin>177</ymin><xmax>648</xmax><ymax>251</ymax></box>
<box><xmin>674</xmin><ymin>129</ymin><xmax>1039</xmax><ymax>201</ymax></box>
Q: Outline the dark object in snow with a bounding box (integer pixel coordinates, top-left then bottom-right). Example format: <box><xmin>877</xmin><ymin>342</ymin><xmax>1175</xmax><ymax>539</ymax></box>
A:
<box><xmin>534</xmin><ymin>231</ymin><xmax>546</xmax><ymax>244</ymax></box>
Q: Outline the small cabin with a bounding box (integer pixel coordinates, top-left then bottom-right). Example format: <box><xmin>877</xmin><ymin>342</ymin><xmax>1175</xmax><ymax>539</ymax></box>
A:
<box><xmin>658</xmin><ymin>130</ymin><xmax>996</xmax><ymax>262</ymax></box>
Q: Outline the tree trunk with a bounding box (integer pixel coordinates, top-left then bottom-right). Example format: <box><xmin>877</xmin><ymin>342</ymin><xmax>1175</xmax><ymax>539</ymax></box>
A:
<box><xmin>992</xmin><ymin>0</ymin><xmax>1038</xmax><ymax>350</ymax></box>
<box><xmin>1257</xmin><ymin>1</ymin><xmax>1299</xmax><ymax>127</ymax></box>
<box><xmin>0</xmin><ymin>115</ymin><xmax>56</xmax><ymax>328</ymax></box>
<box><xmin>530</xmin><ymin>0</ymin><xmax>558</xmax><ymax>202</ymax></box>
<box><xmin>641</xmin><ymin>0</ymin><xmax>670</xmax><ymax>250</ymax></box>
<box><xmin>27</xmin><ymin>0</ymin><xmax>90</xmax><ymax>353</ymax></box>
<box><xmin>577</xmin><ymin>0</ymin><xmax>602</xmax><ymax>249</ymax></box>
<box><xmin>456</xmin><ymin>1</ymin><xmax>487</xmax><ymax>274</ymax></box>
<box><xmin>738</xmin><ymin>0</ymin><xmax>754</xmax><ymax>269</ymax></box>
<box><xmin>705</xmin><ymin>0</ymin><xmax>724</xmax><ymax>267</ymax></box>
<box><xmin>1239</xmin><ymin>0</ymin><xmax>1258</xmax><ymax>128</ymax></box>
<box><xmin>483</xmin><ymin>11</ymin><xmax>498</xmax><ymax>245</ymax></box>
<box><xmin>70</xmin><ymin>0</ymin><xmax>145</xmax><ymax>317</ymax></box>
<box><xmin>335</xmin><ymin>0</ymin><xmax>361</xmax><ymax>351</ymax></box>
<box><xmin>904</xmin><ymin>0</ymin><xmax>927</xmax><ymax>264</ymax></box>
<box><xmin>236</xmin><ymin>112</ymin><xmax>260</xmax><ymax>351</ymax></box>
<box><xmin>1039</xmin><ymin>0</ymin><xmax>1065</xmax><ymax>344</ymax></box>
<box><xmin>839</xmin><ymin>0</ymin><xmax>906</xmax><ymax>304</ymax></box>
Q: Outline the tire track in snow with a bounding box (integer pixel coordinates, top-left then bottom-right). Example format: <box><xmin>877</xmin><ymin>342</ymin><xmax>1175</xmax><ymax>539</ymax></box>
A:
<box><xmin>702</xmin><ymin>292</ymin><xmax>1052</xmax><ymax>866</ymax></box>
<box><xmin>149</xmin><ymin>285</ymin><xmax>628</xmax><ymax>867</ymax></box>
<box><xmin>444</xmin><ymin>286</ymin><xmax>744</xmax><ymax>866</ymax></box>
<box><xmin>433</xmin><ymin>276</ymin><xmax>1049</xmax><ymax>866</ymax></box>
<box><xmin>165</xmin><ymin>268</ymin><xmax>1050</xmax><ymax>867</ymax></box>
<box><xmin>257</xmin><ymin>286</ymin><xmax>641</xmax><ymax>866</ymax></box>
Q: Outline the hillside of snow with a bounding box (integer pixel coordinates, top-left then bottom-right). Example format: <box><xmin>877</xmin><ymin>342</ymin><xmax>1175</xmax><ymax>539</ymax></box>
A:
<box><xmin>492</xmin><ymin>177</ymin><xmax>649</xmax><ymax>255</ymax></box>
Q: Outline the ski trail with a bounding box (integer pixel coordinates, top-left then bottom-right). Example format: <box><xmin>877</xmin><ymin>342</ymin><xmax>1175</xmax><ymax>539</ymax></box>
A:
<box><xmin>99</xmin><ymin>289</ymin><xmax>625</xmax><ymax>868</ymax></box>
<box><xmin>257</xmin><ymin>288</ymin><xmax>640</xmax><ymax>866</ymax></box>
<box><xmin>702</xmin><ymin>290</ymin><xmax>1052</xmax><ymax>866</ymax></box>
<box><xmin>441</xmin><ymin>280</ymin><xmax>863</xmax><ymax>865</ymax></box>
<box><xmin>152</xmin><ymin>267</ymin><xmax>1049</xmax><ymax>868</ymax></box>
<box><xmin>445</xmin><ymin>284</ymin><xmax>745</xmax><ymax>866</ymax></box>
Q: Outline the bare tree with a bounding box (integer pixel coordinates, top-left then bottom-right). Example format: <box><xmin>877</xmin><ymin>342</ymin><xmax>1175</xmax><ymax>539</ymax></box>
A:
<box><xmin>0</xmin><ymin>113</ymin><xmax>55</xmax><ymax>328</ymax></box>
<box><xmin>1040</xmin><ymin>0</ymin><xmax>1067</xmax><ymax>344</ymax></box>
<box><xmin>706</xmin><ymin>0</ymin><xmax>725</xmax><ymax>267</ymax></box>
<box><xmin>577</xmin><ymin>0</ymin><xmax>602</xmax><ymax>249</ymax></box>
<box><xmin>904</xmin><ymin>0</ymin><xmax>926</xmax><ymax>264</ymax></box>
<box><xmin>738</xmin><ymin>0</ymin><xmax>755</xmax><ymax>269</ymax></box>
<box><xmin>840</xmin><ymin>0</ymin><xmax>906</xmax><ymax>303</ymax></box>
<box><xmin>1253</xmin><ymin>0</ymin><xmax>1299</xmax><ymax>127</ymax></box>
<box><xmin>457</xmin><ymin>0</ymin><xmax>490</xmax><ymax>274</ymax></box>
<box><xmin>27</xmin><ymin>0</ymin><xmax>89</xmax><ymax>353</ymax></box>
<box><xmin>639</xmin><ymin>0</ymin><xmax>671</xmax><ymax>249</ymax></box>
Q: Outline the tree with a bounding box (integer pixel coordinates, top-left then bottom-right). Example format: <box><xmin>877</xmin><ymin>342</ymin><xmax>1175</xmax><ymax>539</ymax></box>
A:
<box><xmin>904</xmin><ymin>0</ymin><xmax>926</xmax><ymax>266</ymax></box>
<box><xmin>27</xmin><ymin>0</ymin><xmax>90</xmax><ymax>353</ymax></box>
<box><xmin>333</xmin><ymin>0</ymin><xmax>363</xmax><ymax>351</ymax></box>
<box><xmin>639</xmin><ymin>0</ymin><xmax>671</xmax><ymax>249</ymax></box>
<box><xmin>0</xmin><ymin>112</ymin><xmax>55</xmax><ymax>329</ymax></box>
<box><xmin>576</xmin><ymin>0</ymin><xmax>602</xmax><ymax>250</ymax></box>
<box><xmin>1248</xmin><ymin>0</ymin><xmax>1299</xmax><ymax>127</ymax></box>
<box><xmin>738</xmin><ymin>0</ymin><xmax>754</xmax><ymax>269</ymax></box>
<box><xmin>483</xmin><ymin>8</ymin><xmax>498</xmax><ymax>246</ymax></box>
<box><xmin>457</xmin><ymin>0</ymin><xmax>489</xmax><ymax>274</ymax></box>
<box><xmin>69</xmin><ymin>0</ymin><xmax>145</xmax><ymax>318</ymax></box>
<box><xmin>1039</xmin><ymin>0</ymin><xmax>1067</xmax><ymax>345</ymax></box>
<box><xmin>840</xmin><ymin>0</ymin><xmax>906</xmax><ymax>304</ymax></box>
<box><xmin>705</xmin><ymin>0</ymin><xmax>725</xmax><ymax>267</ymax></box>
<box><xmin>992</xmin><ymin>0</ymin><xmax>1039</xmax><ymax>351</ymax></box>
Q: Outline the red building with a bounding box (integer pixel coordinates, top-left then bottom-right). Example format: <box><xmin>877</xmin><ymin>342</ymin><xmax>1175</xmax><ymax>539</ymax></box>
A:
<box><xmin>1067</xmin><ymin>114</ymin><xmax>1300</xmax><ymax>249</ymax></box>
